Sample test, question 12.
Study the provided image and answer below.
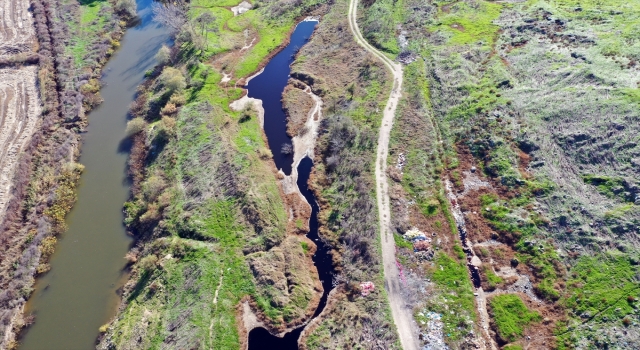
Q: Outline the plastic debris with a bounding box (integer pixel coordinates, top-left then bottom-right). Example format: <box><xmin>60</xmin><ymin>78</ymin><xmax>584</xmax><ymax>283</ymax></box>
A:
<box><xmin>360</xmin><ymin>281</ymin><xmax>375</xmax><ymax>296</ymax></box>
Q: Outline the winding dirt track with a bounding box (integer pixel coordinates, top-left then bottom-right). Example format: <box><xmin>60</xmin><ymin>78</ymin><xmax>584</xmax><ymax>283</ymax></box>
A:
<box><xmin>347</xmin><ymin>1</ymin><xmax>418</xmax><ymax>349</ymax></box>
<box><xmin>0</xmin><ymin>67</ymin><xmax>40</xmax><ymax>221</ymax></box>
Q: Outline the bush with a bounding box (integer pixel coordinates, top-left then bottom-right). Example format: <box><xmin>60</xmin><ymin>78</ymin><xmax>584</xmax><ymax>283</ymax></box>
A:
<box><xmin>169</xmin><ymin>93</ymin><xmax>186</xmax><ymax>106</ymax></box>
<box><xmin>258</xmin><ymin>147</ymin><xmax>273</xmax><ymax>160</ymax></box>
<box><xmin>155</xmin><ymin>44</ymin><xmax>171</xmax><ymax>65</ymax></box>
<box><xmin>115</xmin><ymin>0</ymin><xmax>136</xmax><ymax>18</ymax></box>
<box><xmin>126</xmin><ymin>118</ymin><xmax>146</xmax><ymax>137</ymax></box>
<box><xmin>159</xmin><ymin>66</ymin><xmax>186</xmax><ymax>92</ymax></box>
<box><xmin>39</xmin><ymin>236</ymin><xmax>57</xmax><ymax>259</ymax></box>
<box><xmin>138</xmin><ymin>254</ymin><xmax>158</xmax><ymax>272</ymax></box>
<box><xmin>160</xmin><ymin>102</ymin><xmax>177</xmax><ymax>115</ymax></box>
<box><xmin>160</xmin><ymin>116</ymin><xmax>176</xmax><ymax>137</ymax></box>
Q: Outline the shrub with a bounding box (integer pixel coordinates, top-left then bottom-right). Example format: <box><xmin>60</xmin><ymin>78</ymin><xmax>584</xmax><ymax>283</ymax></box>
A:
<box><xmin>160</xmin><ymin>116</ymin><xmax>176</xmax><ymax>137</ymax></box>
<box><xmin>159</xmin><ymin>66</ymin><xmax>186</xmax><ymax>92</ymax></box>
<box><xmin>126</xmin><ymin>118</ymin><xmax>146</xmax><ymax>137</ymax></box>
<box><xmin>138</xmin><ymin>254</ymin><xmax>158</xmax><ymax>272</ymax></box>
<box><xmin>155</xmin><ymin>44</ymin><xmax>171</xmax><ymax>65</ymax></box>
<box><xmin>39</xmin><ymin>236</ymin><xmax>57</xmax><ymax>259</ymax></box>
<box><xmin>169</xmin><ymin>93</ymin><xmax>186</xmax><ymax>106</ymax></box>
<box><xmin>115</xmin><ymin>0</ymin><xmax>136</xmax><ymax>18</ymax></box>
<box><xmin>258</xmin><ymin>147</ymin><xmax>273</xmax><ymax>160</ymax></box>
<box><xmin>160</xmin><ymin>102</ymin><xmax>177</xmax><ymax>115</ymax></box>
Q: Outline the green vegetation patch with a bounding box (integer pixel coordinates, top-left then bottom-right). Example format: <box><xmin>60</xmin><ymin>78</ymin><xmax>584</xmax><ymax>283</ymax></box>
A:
<box><xmin>67</xmin><ymin>1</ymin><xmax>112</xmax><ymax>67</ymax></box>
<box><xmin>426</xmin><ymin>252</ymin><xmax>476</xmax><ymax>341</ymax></box>
<box><xmin>489</xmin><ymin>294</ymin><xmax>541</xmax><ymax>343</ymax></box>
<box><xmin>582</xmin><ymin>174</ymin><xmax>636</xmax><ymax>204</ymax></box>
<box><xmin>563</xmin><ymin>254</ymin><xmax>640</xmax><ymax>324</ymax></box>
<box><xmin>431</xmin><ymin>0</ymin><xmax>503</xmax><ymax>47</ymax></box>
<box><xmin>483</xmin><ymin>265</ymin><xmax>503</xmax><ymax>290</ymax></box>
<box><xmin>360</xmin><ymin>0</ymin><xmax>403</xmax><ymax>54</ymax></box>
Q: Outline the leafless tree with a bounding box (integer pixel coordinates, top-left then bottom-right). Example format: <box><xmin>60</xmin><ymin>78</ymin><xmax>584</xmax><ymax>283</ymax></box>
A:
<box><xmin>152</xmin><ymin>2</ymin><xmax>188</xmax><ymax>33</ymax></box>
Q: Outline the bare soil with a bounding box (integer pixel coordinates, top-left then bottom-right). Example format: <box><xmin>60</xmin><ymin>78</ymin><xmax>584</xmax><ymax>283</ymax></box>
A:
<box><xmin>347</xmin><ymin>0</ymin><xmax>420</xmax><ymax>349</ymax></box>
<box><xmin>0</xmin><ymin>67</ymin><xmax>41</xmax><ymax>223</ymax></box>
<box><xmin>0</xmin><ymin>0</ymin><xmax>36</xmax><ymax>59</ymax></box>
<box><xmin>454</xmin><ymin>145</ymin><xmax>566</xmax><ymax>349</ymax></box>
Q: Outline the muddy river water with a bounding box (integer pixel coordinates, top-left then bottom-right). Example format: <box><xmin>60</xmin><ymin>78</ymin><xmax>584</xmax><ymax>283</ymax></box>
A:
<box><xmin>19</xmin><ymin>1</ymin><xmax>169</xmax><ymax>349</ymax></box>
<box><xmin>20</xmin><ymin>10</ymin><xmax>327</xmax><ymax>350</ymax></box>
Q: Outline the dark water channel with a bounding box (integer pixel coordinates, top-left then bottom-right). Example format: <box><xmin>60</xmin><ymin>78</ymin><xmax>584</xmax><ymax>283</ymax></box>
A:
<box><xmin>246</xmin><ymin>21</ymin><xmax>317</xmax><ymax>176</ymax></box>
<box><xmin>247</xmin><ymin>21</ymin><xmax>336</xmax><ymax>350</ymax></box>
<box><xmin>20</xmin><ymin>1</ymin><xmax>169</xmax><ymax>349</ymax></box>
<box><xmin>458</xmin><ymin>224</ymin><xmax>482</xmax><ymax>288</ymax></box>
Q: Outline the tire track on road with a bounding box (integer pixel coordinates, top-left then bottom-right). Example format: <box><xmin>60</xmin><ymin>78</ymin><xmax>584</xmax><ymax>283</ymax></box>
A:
<box><xmin>346</xmin><ymin>2</ymin><xmax>418</xmax><ymax>349</ymax></box>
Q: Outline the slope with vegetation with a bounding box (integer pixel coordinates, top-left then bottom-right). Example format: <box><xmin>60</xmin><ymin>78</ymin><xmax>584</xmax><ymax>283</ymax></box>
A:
<box><xmin>359</xmin><ymin>0</ymin><xmax>640</xmax><ymax>348</ymax></box>
<box><xmin>0</xmin><ymin>0</ymin><xmax>136</xmax><ymax>347</ymax></box>
<box><xmin>96</xmin><ymin>0</ymin><xmax>410</xmax><ymax>347</ymax></box>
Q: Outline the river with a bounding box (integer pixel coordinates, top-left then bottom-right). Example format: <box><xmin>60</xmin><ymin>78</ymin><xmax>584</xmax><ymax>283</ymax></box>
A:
<box><xmin>246</xmin><ymin>20</ymin><xmax>336</xmax><ymax>350</ymax></box>
<box><xmin>19</xmin><ymin>1</ymin><xmax>169</xmax><ymax>349</ymax></box>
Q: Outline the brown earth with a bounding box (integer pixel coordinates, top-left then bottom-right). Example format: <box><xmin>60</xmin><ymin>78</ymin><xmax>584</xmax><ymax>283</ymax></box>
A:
<box><xmin>453</xmin><ymin>144</ymin><xmax>566</xmax><ymax>348</ymax></box>
<box><xmin>282</xmin><ymin>83</ymin><xmax>315</xmax><ymax>138</ymax></box>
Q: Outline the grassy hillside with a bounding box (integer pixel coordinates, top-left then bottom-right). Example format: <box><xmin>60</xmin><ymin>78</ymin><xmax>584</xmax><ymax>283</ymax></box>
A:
<box><xmin>101</xmin><ymin>0</ymin><xmax>405</xmax><ymax>346</ymax></box>
<box><xmin>363</xmin><ymin>0</ymin><xmax>640</xmax><ymax>348</ymax></box>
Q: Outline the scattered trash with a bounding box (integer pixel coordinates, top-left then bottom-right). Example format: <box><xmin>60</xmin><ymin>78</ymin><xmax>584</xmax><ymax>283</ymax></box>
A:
<box><xmin>231</xmin><ymin>1</ymin><xmax>252</xmax><ymax>16</ymax></box>
<box><xmin>396</xmin><ymin>152</ymin><xmax>406</xmax><ymax>171</ymax></box>
<box><xmin>360</xmin><ymin>281</ymin><xmax>375</xmax><ymax>297</ymax></box>
<box><xmin>413</xmin><ymin>240</ymin><xmax>431</xmax><ymax>252</ymax></box>
<box><xmin>404</xmin><ymin>227</ymin><xmax>427</xmax><ymax>241</ymax></box>
<box><xmin>419</xmin><ymin>311</ymin><xmax>448</xmax><ymax>349</ymax></box>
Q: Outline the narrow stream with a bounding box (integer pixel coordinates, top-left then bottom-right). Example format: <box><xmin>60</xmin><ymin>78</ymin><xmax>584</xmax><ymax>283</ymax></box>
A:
<box><xmin>246</xmin><ymin>21</ymin><xmax>317</xmax><ymax>175</ymax></box>
<box><xmin>19</xmin><ymin>1</ymin><xmax>169</xmax><ymax>349</ymax></box>
<box><xmin>246</xmin><ymin>21</ymin><xmax>336</xmax><ymax>349</ymax></box>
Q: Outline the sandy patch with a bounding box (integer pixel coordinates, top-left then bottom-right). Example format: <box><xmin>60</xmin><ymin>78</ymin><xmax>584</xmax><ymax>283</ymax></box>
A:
<box><xmin>231</xmin><ymin>1</ymin><xmax>252</xmax><ymax>16</ymax></box>
<box><xmin>230</xmin><ymin>94</ymin><xmax>264</xmax><ymax>127</ymax></box>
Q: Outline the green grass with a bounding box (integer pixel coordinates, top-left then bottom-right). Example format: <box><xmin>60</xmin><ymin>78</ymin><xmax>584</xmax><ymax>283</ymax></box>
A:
<box><xmin>427</xmin><ymin>252</ymin><xmax>476</xmax><ymax>341</ymax></box>
<box><xmin>558</xmin><ymin>254</ymin><xmax>640</xmax><ymax>348</ymax></box>
<box><xmin>189</xmin><ymin>3</ymin><xmax>303</xmax><ymax>78</ymax></box>
<box><xmin>192</xmin><ymin>0</ymin><xmax>242</xmax><ymax>7</ymax></box>
<box><xmin>110</xmin><ymin>233</ymin><xmax>256</xmax><ymax>348</ymax></box>
<box><xmin>581</xmin><ymin>174</ymin><xmax>623</xmax><ymax>197</ymax></box>
<box><xmin>394</xmin><ymin>233</ymin><xmax>413</xmax><ymax>249</ymax></box>
<box><xmin>490</xmin><ymin>294</ymin><xmax>541</xmax><ymax>343</ymax></box>
<box><xmin>431</xmin><ymin>0</ymin><xmax>503</xmax><ymax>47</ymax></box>
<box><xmin>483</xmin><ymin>265</ymin><xmax>503</xmax><ymax>289</ymax></box>
<box><xmin>503</xmin><ymin>345</ymin><xmax>523</xmax><ymax>350</ymax></box>
<box><xmin>563</xmin><ymin>254</ymin><xmax>640</xmax><ymax>323</ymax></box>
<box><xmin>360</xmin><ymin>0</ymin><xmax>402</xmax><ymax>54</ymax></box>
<box><xmin>604</xmin><ymin>203</ymin><xmax>635</xmax><ymax>220</ymax></box>
<box><xmin>67</xmin><ymin>1</ymin><xmax>111</xmax><ymax>67</ymax></box>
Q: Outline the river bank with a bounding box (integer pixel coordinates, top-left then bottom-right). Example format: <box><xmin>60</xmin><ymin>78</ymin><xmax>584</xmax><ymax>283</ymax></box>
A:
<box><xmin>0</xmin><ymin>0</ymin><xmax>139</xmax><ymax>347</ymax></box>
<box><xmin>17</xmin><ymin>1</ymin><xmax>170</xmax><ymax>348</ymax></box>
<box><xmin>97</xmin><ymin>1</ymin><xmax>332</xmax><ymax>348</ymax></box>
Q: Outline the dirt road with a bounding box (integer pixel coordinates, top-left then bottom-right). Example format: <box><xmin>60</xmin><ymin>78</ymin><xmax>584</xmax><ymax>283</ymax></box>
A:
<box><xmin>347</xmin><ymin>1</ymin><xmax>418</xmax><ymax>349</ymax></box>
